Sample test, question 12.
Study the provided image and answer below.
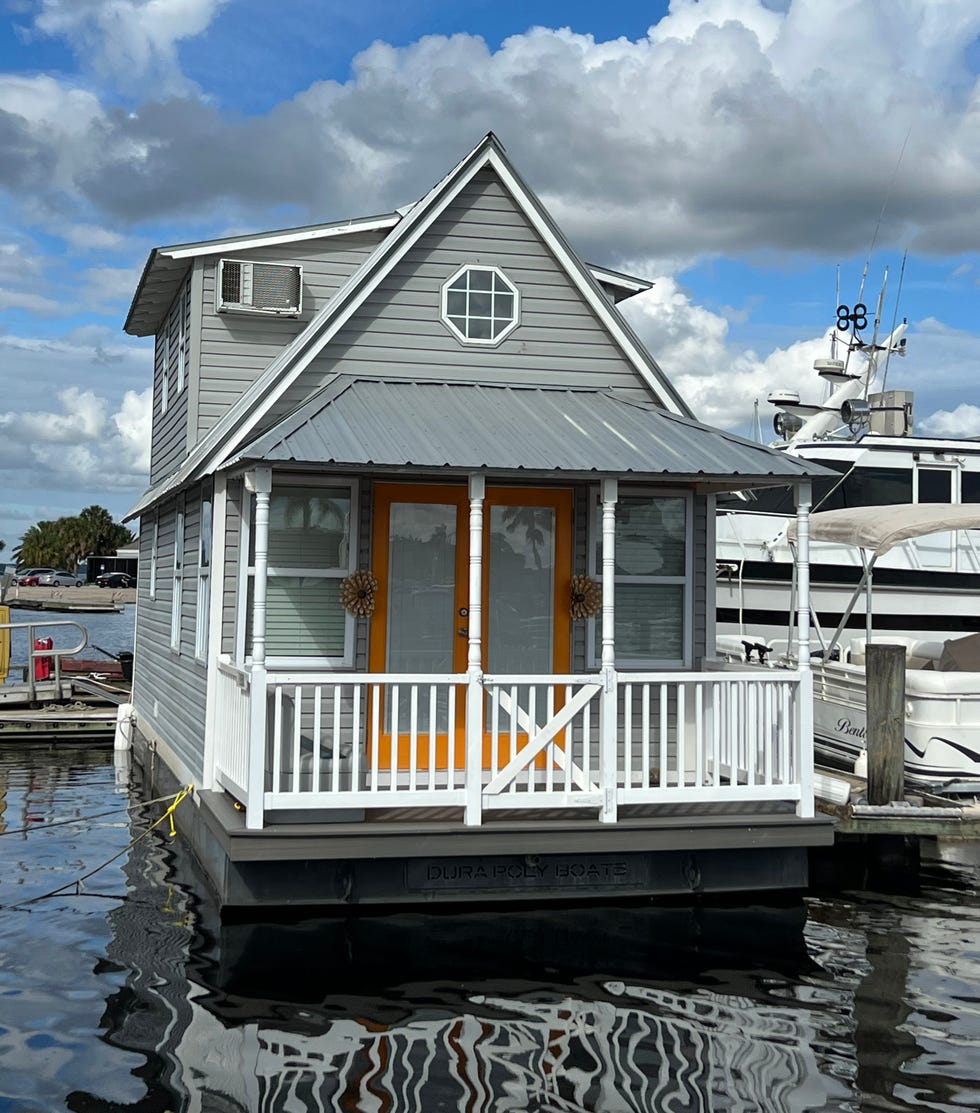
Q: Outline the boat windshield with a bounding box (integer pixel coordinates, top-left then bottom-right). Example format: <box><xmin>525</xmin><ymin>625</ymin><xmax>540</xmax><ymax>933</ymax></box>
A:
<box><xmin>741</xmin><ymin>460</ymin><xmax>912</xmax><ymax>515</ymax></box>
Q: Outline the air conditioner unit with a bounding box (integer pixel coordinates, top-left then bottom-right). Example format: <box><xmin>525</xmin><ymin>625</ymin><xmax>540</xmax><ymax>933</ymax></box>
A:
<box><xmin>217</xmin><ymin>259</ymin><xmax>302</xmax><ymax>315</ymax></box>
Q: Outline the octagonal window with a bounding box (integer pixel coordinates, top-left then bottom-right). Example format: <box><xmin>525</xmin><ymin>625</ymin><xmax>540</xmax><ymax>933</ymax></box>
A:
<box><xmin>441</xmin><ymin>265</ymin><xmax>519</xmax><ymax>345</ymax></box>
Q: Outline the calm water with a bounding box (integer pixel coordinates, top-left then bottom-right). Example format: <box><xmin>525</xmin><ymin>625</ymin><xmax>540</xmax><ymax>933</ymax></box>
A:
<box><xmin>1</xmin><ymin>744</ymin><xmax>979</xmax><ymax>1113</ymax></box>
<box><xmin>2</xmin><ymin>608</ymin><xmax>980</xmax><ymax>1110</ymax></box>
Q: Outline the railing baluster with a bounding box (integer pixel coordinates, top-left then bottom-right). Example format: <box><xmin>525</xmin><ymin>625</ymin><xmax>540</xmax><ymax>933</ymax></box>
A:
<box><xmin>313</xmin><ymin>686</ymin><xmax>323</xmax><ymax>792</ymax></box>
<box><xmin>352</xmin><ymin>684</ymin><xmax>362</xmax><ymax>788</ymax></box>
<box><xmin>545</xmin><ymin>686</ymin><xmax>555</xmax><ymax>793</ymax></box>
<box><xmin>448</xmin><ymin>684</ymin><xmax>457</xmax><ymax>788</ymax></box>
<box><xmin>389</xmin><ymin>685</ymin><xmax>400</xmax><ymax>791</ymax></box>
<box><xmin>517</xmin><ymin>684</ymin><xmax>526</xmax><ymax>789</ymax></box>
<box><xmin>676</xmin><ymin>683</ymin><xmax>686</xmax><ymax>787</ymax></box>
<box><xmin>642</xmin><ymin>684</ymin><xmax>651</xmax><ymax>787</ymax></box>
<box><xmin>331</xmin><ymin>685</ymin><xmax>341</xmax><ymax>793</ymax></box>
<box><xmin>409</xmin><ymin>684</ymin><xmax>419</xmax><ymax>792</ymax></box>
<box><xmin>370</xmin><ymin>684</ymin><xmax>380</xmax><ymax>793</ymax></box>
<box><xmin>659</xmin><ymin>684</ymin><xmax>668</xmax><ymax>789</ymax></box>
<box><xmin>623</xmin><ymin>683</ymin><xmax>632</xmax><ymax>789</ymax></box>
<box><xmin>695</xmin><ymin>682</ymin><xmax>704</xmax><ymax>787</ymax></box>
<box><xmin>428</xmin><ymin>684</ymin><xmax>437</xmax><ymax>790</ymax></box>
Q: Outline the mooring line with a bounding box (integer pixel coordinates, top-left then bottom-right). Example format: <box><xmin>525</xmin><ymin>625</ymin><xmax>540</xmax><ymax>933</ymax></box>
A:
<box><xmin>0</xmin><ymin>787</ymin><xmax>188</xmax><ymax>838</ymax></box>
<box><xmin>0</xmin><ymin>785</ymin><xmax>194</xmax><ymax>910</ymax></box>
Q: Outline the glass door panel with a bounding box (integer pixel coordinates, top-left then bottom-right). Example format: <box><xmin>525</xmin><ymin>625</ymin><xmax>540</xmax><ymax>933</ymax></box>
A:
<box><xmin>487</xmin><ymin>504</ymin><xmax>555</xmax><ymax>733</ymax></box>
<box><xmin>386</xmin><ymin>502</ymin><xmax>457</xmax><ymax>732</ymax></box>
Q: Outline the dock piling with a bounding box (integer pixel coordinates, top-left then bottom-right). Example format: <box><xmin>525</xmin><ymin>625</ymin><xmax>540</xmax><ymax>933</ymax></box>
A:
<box><xmin>865</xmin><ymin>643</ymin><xmax>906</xmax><ymax>806</ymax></box>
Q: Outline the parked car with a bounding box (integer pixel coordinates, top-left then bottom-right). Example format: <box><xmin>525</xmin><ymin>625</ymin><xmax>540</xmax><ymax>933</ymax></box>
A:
<box><xmin>37</xmin><ymin>569</ymin><xmax>83</xmax><ymax>587</ymax></box>
<box><xmin>95</xmin><ymin>571</ymin><xmax>135</xmax><ymax>588</ymax></box>
<box><xmin>14</xmin><ymin>567</ymin><xmax>54</xmax><ymax>585</ymax></box>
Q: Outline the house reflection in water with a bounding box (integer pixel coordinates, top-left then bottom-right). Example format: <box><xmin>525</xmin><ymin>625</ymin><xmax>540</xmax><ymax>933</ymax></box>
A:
<box><xmin>86</xmin><ymin>825</ymin><xmax>840</xmax><ymax>1113</ymax></box>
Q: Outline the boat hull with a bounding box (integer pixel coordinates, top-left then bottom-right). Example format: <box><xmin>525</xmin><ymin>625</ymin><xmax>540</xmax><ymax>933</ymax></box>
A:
<box><xmin>811</xmin><ymin>659</ymin><xmax>980</xmax><ymax>789</ymax></box>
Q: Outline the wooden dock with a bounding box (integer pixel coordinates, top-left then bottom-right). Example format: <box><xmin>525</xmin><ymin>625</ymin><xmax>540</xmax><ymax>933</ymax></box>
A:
<box><xmin>0</xmin><ymin>703</ymin><xmax>117</xmax><ymax>740</ymax></box>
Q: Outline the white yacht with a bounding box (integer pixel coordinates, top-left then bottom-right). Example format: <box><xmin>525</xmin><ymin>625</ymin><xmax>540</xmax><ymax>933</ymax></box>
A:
<box><xmin>716</xmin><ymin>277</ymin><xmax>980</xmax><ymax>647</ymax></box>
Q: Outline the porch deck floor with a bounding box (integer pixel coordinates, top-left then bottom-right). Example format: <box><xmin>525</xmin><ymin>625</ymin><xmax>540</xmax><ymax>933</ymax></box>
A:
<box><xmin>197</xmin><ymin>790</ymin><xmax>834</xmax><ymax>864</ymax></box>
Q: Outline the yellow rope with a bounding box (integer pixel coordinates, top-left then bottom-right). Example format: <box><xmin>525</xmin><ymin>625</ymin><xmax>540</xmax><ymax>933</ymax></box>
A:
<box><xmin>0</xmin><ymin>787</ymin><xmax>190</xmax><ymax>838</ymax></box>
<box><xmin>1</xmin><ymin>785</ymin><xmax>194</xmax><ymax>909</ymax></box>
<box><xmin>161</xmin><ymin>785</ymin><xmax>193</xmax><ymax>838</ymax></box>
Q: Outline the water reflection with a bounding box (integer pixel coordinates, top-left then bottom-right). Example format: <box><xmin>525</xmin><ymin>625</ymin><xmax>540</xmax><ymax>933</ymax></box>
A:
<box><xmin>2</xmin><ymin>746</ymin><xmax>979</xmax><ymax>1112</ymax></box>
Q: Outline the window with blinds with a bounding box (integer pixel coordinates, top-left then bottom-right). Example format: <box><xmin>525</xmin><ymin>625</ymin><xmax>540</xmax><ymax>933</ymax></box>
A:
<box><xmin>245</xmin><ymin>484</ymin><xmax>356</xmax><ymax>665</ymax></box>
<box><xmin>590</xmin><ymin>491</ymin><xmax>692</xmax><ymax>667</ymax></box>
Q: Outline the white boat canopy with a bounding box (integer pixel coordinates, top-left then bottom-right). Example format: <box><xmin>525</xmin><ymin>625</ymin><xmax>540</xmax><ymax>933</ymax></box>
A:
<box><xmin>787</xmin><ymin>503</ymin><xmax>980</xmax><ymax>558</ymax></box>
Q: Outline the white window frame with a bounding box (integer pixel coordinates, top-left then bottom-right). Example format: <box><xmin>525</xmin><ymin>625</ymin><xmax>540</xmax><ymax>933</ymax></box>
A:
<box><xmin>216</xmin><ymin>258</ymin><xmax>303</xmax><ymax>316</ymax></box>
<box><xmin>587</xmin><ymin>486</ymin><xmax>694</xmax><ymax>669</ymax></box>
<box><xmin>160</xmin><ymin>330</ymin><xmax>169</xmax><ymax>415</ymax></box>
<box><xmin>149</xmin><ymin>518</ymin><xmax>158</xmax><ymax>600</ymax></box>
<box><xmin>440</xmin><ymin>264</ymin><xmax>520</xmax><ymax>346</ymax></box>
<box><xmin>175</xmin><ymin>286</ymin><xmax>186</xmax><ymax>394</ymax></box>
<box><xmin>196</xmin><ymin>493</ymin><xmax>213</xmax><ymax>660</ymax></box>
<box><xmin>171</xmin><ymin>498</ymin><xmax>184</xmax><ymax>652</ymax></box>
<box><xmin>239</xmin><ymin>477</ymin><xmax>359</xmax><ymax>669</ymax></box>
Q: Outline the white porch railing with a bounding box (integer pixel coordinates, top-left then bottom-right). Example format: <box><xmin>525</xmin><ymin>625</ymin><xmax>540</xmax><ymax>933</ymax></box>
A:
<box><xmin>211</xmin><ymin>667</ymin><xmax>810</xmax><ymax>829</ymax></box>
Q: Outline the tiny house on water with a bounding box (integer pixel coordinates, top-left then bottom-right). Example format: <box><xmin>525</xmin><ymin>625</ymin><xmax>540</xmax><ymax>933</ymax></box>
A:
<box><xmin>123</xmin><ymin>134</ymin><xmax>833</xmax><ymax>910</ymax></box>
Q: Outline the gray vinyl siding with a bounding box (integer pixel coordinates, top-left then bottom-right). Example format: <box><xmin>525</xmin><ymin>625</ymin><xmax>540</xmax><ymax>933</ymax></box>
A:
<box><xmin>132</xmin><ymin>491</ymin><xmax>209</xmax><ymax>780</ymax></box>
<box><xmin>221</xmin><ymin>477</ymin><xmax>244</xmax><ymax>656</ymax></box>
<box><xmin>149</xmin><ymin>279</ymin><xmax>191</xmax><ymax>484</ymax></box>
<box><xmin>269</xmin><ymin>169</ymin><xmax>657</xmax><ymax>425</ymax></box>
<box><xmin>196</xmin><ymin>234</ymin><xmax>385</xmax><ymax>438</ymax></box>
<box><xmin>693</xmin><ymin>492</ymin><xmax>709</xmax><ymax>664</ymax></box>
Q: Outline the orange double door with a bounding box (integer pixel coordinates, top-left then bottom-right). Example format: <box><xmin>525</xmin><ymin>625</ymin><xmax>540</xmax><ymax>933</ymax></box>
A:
<box><xmin>369</xmin><ymin>483</ymin><xmax>573</xmax><ymax>768</ymax></box>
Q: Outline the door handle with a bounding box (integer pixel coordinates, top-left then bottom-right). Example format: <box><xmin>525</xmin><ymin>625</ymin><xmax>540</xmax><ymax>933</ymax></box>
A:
<box><xmin>457</xmin><ymin>628</ymin><xmax>469</xmax><ymax>638</ymax></box>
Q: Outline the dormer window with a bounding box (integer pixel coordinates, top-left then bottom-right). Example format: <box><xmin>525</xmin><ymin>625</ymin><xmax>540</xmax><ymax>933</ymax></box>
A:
<box><xmin>441</xmin><ymin>265</ymin><xmax>519</xmax><ymax>344</ymax></box>
<box><xmin>217</xmin><ymin>259</ymin><xmax>302</xmax><ymax>316</ymax></box>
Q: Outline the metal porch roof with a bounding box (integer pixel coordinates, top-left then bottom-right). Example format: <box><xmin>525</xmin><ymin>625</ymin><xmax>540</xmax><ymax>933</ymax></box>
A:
<box><xmin>228</xmin><ymin>378</ymin><xmax>829</xmax><ymax>482</ymax></box>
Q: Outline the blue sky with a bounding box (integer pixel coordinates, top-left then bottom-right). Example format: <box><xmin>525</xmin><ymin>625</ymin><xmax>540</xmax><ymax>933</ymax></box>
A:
<box><xmin>1</xmin><ymin>0</ymin><xmax>980</xmax><ymax>555</ymax></box>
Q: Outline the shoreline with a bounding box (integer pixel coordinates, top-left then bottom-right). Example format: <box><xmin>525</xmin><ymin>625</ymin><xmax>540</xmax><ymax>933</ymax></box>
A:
<box><xmin>1</xmin><ymin>584</ymin><xmax>137</xmax><ymax>609</ymax></box>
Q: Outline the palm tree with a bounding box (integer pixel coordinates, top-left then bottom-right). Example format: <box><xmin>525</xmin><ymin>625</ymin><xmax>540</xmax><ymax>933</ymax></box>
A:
<box><xmin>13</xmin><ymin>507</ymin><xmax>134</xmax><ymax>570</ymax></box>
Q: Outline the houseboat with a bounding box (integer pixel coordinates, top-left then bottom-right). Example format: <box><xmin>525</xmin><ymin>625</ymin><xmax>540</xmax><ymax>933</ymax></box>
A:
<box><xmin>123</xmin><ymin>133</ymin><xmax>832</xmax><ymax>911</ymax></box>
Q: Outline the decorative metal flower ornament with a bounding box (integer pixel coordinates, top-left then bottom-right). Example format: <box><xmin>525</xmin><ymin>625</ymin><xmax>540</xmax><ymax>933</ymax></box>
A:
<box><xmin>569</xmin><ymin>574</ymin><xmax>602</xmax><ymax>620</ymax></box>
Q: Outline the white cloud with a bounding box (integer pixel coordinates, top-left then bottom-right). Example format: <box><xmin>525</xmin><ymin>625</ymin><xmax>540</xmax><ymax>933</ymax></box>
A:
<box><xmin>0</xmin><ymin>384</ymin><xmax>151</xmax><ymax>485</ymax></box>
<box><xmin>61</xmin><ymin>223</ymin><xmax>127</xmax><ymax>251</ymax></box>
<box><xmin>32</xmin><ymin>0</ymin><xmax>230</xmax><ymax>96</ymax></box>
<box><xmin>2</xmin><ymin>0</ymin><xmax>979</xmax><ymax>266</ymax></box>
<box><xmin>919</xmin><ymin>403</ymin><xmax>980</xmax><ymax>437</ymax></box>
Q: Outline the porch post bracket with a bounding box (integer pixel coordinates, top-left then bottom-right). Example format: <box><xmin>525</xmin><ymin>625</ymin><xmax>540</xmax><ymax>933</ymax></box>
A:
<box><xmin>600</xmin><ymin>478</ymin><xmax>618</xmax><ymax>823</ymax></box>
<box><xmin>464</xmin><ymin>472</ymin><xmax>486</xmax><ymax>826</ymax></box>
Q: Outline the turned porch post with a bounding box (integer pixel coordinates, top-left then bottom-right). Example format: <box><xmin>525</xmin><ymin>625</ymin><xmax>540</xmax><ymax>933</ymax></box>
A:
<box><xmin>464</xmin><ymin>473</ymin><xmax>486</xmax><ymax>826</ymax></box>
<box><xmin>244</xmin><ymin>466</ymin><xmax>272</xmax><ymax>830</ymax></box>
<box><xmin>600</xmin><ymin>477</ymin><xmax>618</xmax><ymax>823</ymax></box>
<box><xmin>795</xmin><ymin>479</ymin><xmax>815</xmax><ymax>818</ymax></box>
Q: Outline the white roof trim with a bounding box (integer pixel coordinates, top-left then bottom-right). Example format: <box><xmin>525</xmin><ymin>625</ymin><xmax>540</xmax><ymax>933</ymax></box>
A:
<box><xmin>160</xmin><ymin>214</ymin><xmax>401</xmax><ymax>260</ymax></box>
<box><xmin>587</xmin><ymin>264</ymin><xmax>653</xmax><ymax>294</ymax></box>
<box><xmin>127</xmin><ymin>134</ymin><xmax>689</xmax><ymax>517</ymax></box>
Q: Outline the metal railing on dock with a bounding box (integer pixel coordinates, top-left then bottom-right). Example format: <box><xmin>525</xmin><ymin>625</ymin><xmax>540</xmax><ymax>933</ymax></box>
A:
<box><xmin>0</xmin><ymin>617</ymin><xmax>88</xmax><ymax>704</ymax></box>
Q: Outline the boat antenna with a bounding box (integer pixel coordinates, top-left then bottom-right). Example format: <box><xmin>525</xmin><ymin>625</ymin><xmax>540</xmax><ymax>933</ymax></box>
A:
<box><xmin>880</xmin><ymin>248</ymin><xmax>908</xmax><ymax>393</ymax></box>
<box><xmin>862</xmin><ymin>268</ymin><xmax>888</xmax><ymax>397</ymax></box>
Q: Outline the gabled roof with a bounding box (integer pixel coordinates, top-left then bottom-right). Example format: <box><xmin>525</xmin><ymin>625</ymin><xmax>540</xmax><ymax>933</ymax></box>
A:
<box><xmin>128</xmin><ymin>133</ymin><xmax>689</xmax><ymax>517</ymax></box>
<box><xmin>224</xmin><ymin>376</ymin><xmax>832</xmax><ymax>484</ymax></box>
<box><xmin>124</xmin><ymin>195</ymin><xmax>653</xmax><ymax>335</ymax></box>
